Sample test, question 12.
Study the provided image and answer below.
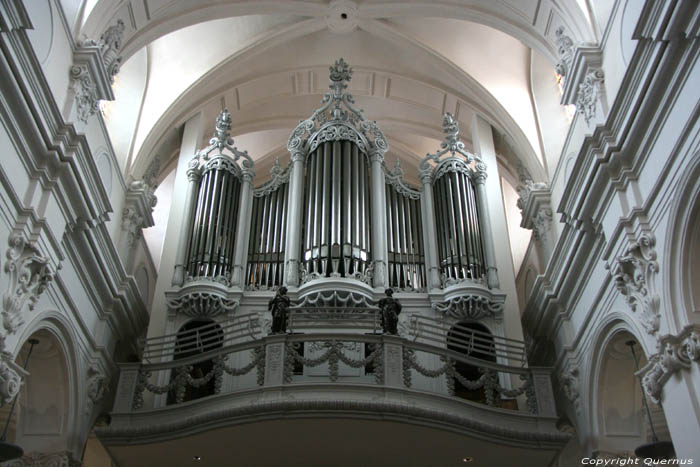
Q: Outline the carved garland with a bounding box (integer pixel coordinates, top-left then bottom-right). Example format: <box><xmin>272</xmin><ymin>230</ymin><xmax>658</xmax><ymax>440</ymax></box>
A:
<box><xmin>384</xmin><ymin>159</ymin><xmax>421</xmax><ymax>200</ymax></box>
<box><xmin>166</xmin><ymin>292</ymin><xmax>238</xmax><ymax>317</ymax></box>
<box><xmin>432</xmin><ymin>294</ymin><xmax>504</xmax><ymax>320</ymax></box>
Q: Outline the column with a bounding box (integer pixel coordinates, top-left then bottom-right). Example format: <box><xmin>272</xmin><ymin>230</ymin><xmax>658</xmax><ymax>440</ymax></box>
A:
<box><xmin>147</xmin><ymin>112</ymin><xmax>204</xmax><ymax>339</ymax></box>
<box><xmin>231</xmin><ymin>167</ymin><xmax>254</xmax><ymax>287</ymax></box>
<box><xmin>370</xmin><ymin>152</ymin><xmax>387</xmax><ymax>288</ymax></box>
<box><xmin>471</xmin><ymin>114</ymin><xmax>525</xmax><ymax>349</ymax></box>
<box><xmin>472</xmin><ymin>170</ymin><xmax>500</xmax><ymax>289</ymax></box>
<box><xmin>171</xmin><ymin>162</ymin><xmax>201</xmax><ymax>286</ymax></box>
<box><xmin>419</xmin><ymin>169</ymin><xmax>441</xmax><ymax>289</ymax></box>
<box><xmin>283</xmin><ymin>153</ymin><xmax>305</xmax><ymax>286</ymax></box>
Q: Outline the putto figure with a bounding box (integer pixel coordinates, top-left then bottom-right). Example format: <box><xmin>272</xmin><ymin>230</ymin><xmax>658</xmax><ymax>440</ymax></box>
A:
<box><xmin>269</xmin><ymin>287</ymin><xmax>291</xmax><ymax>334</ymax></box>
<box><xmin>379</xmin><ymin>288</ymin><xmax>401</xmax><ymax>335</ymax></box>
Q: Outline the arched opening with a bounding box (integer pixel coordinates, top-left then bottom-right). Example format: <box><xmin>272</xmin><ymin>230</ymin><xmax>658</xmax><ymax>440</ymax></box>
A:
<box><xmin>4</xmin><ymin>329</ymin><xmax>72</xmax><ymax>458</ymax></box>
<box><xmin>167</xmin><ymin>319</ymin><xmax>224</xmax><ymax>405</ymax></box>
<box><xmin>595</xmin><ymin>331</ymin><xmax>673</xmax><ymax>456</ymax></box>
<box><xmin>447</xmin><ymin>322</ymin><xmax>496</xmax><ymax>403</ymax></box>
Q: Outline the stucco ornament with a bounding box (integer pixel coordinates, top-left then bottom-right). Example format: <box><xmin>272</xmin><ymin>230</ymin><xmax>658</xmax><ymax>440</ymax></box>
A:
<box><xmin>554</xmin><ymin>27</ymin><xmax>575</xmax><ymax>81</ymax></box>
<box><xmin>576</xmin><ymin>68</ymin><xmax>605</xmax><ymax>125</ymax></box>
<box><xmin>2</xmin><ymin>234</ymin><xmax>53</xmax><ymax>335</ymax></box>
<box><xmin>0</xmin><ymin>351</ymin><xmax>24</xmax><ymax>405</ymax></box>
<box><xmin>69</xmin><ymin>64</ymin><xmax>99</xmax><ymax>123</ymax></box>
<box><xmin>558</xmin><ymin>365</ymin><xmax>580</xmax><ymax>411</ymax></box>
<box><xmin>639</xmin><ymin>326</ymin><xmax>700</xmax><ymax>404</ymax></box>
<box><xmin>86</xmin><ymin>365</ymin><xmax>108</xmax><ymax>414</ymax></box>
<box><xmin>3</xmin><ymin>450</ymin><xmax>81</xmax><ymax>467</ymax></box>
<box><xmin>608</xmin><ymin>233</ymin><xmax>660</xmax><ymax>334</ymax></box>
<box><xmin>99</xmin><ymin>19</ymin><xmax>125</xmax><ymax>83</ymax></box>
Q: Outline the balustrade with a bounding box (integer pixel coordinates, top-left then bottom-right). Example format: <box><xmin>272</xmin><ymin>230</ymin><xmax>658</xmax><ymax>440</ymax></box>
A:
<box><xmin>116</xmin><ymin>330</ymin><xmax>554</xmax><ymax>416</ymax></box>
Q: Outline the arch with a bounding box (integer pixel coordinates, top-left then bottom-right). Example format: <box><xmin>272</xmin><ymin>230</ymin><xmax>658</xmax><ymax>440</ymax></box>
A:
<box><xmin>9</xmin><ymin>314</ymin><xmax>81</xmax><ymax>458</ymax></box>
<box><xmin>583</xmin><ymin>313</ymin><xmax>665</xmax><ymax>451</ymax></box>
<box><xmin>446</xmin><ymin>321</ymin><xmax>496</xmax><ymax>403</ymax></box>
<box><xmin>82</xmin><ymin>1</ymin><xmax>594</xmax><ymax>65</ymax></box>
<box><xmin>664</xmin><ymin>150</ymin><xmax>700</xmax><ymax>332</ymax></box>
<box><xmin>166</xmin><ymin>318</ymin><xmax>225</xmax><ymax>405</ymax></box>
<box><xmin>590</xmin><ymin>328</ymin><xmax>673</xmax><ymax>455</ymax></box>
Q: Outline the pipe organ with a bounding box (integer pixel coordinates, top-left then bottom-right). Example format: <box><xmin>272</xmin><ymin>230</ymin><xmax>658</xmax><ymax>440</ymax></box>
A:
<box><xmin>385</xmin><ymin>161</ymin><xmax>426</xmax><ymax>291</ymax></box>
<box><xmin>186</xmin><ymin>157</ymin><xmax>242</xmax><ymax>279</ymax></box>
<box><xmin>302</xmin><ymin>140</ymin><xmax>372</xmax><ymax>281</ymax></box>
<box><xmin>246</xmin><ymin>161</ymin><xmax>289</xmax><ymax>289</ymax></box>
<box><xmin>432</xmin><ymin>159</ymin><xmax>485</xmax><ymax>283</ymax></box>
<box><xmin>173</xmin><ymin>60</ymin><xmax>498</xmax><ymax>297</ymax></box>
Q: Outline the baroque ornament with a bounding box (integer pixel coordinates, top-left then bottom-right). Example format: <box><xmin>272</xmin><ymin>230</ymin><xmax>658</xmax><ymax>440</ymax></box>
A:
<box><xmin>69</xmin><ymin>64</ymin><xmax>99</xmax><ymax>123</ymax></box>
<box><xmin>3</xmin><ymin>451</ymin><xmax>81</xmax><ymax>467</ymax></box>
<box><xmin>2</xmin><ymin>234</ymin><xmax>53</xmax><ymax>335</ymax></box>
<box><xmin>419</xmin><ymin>113</ymin><xmax>487</xmax><ymax>184</ymax></box>
<box><xmin>166</xmin><ymin>291</ymin><xmax>238</xmax><ymax>317</ymax></box>
<box><xmin>554</xmin><ymin>27</ymin><xmax>575</xmax><ymax>81</ymax></box>
<box><xmin>558</xmin><ymin>364</ymin><xmax>580</xmax><ymax>411</ymax></box>
<box><xmin>639</xmin><ymin>325</ymin><xmax>700</xmax><ymax>404</ymax></box>
<box><xmin>287</xmin><ymin>58</ymin><xmax>388</xmax><ymax>165</ymax></box>
<box><xmin>0</xmin><ymin>351</ymin><xmax>24</xmax><ymax>405</ymax></box>
<box><xmin>576</xmin><ymin>69</ymin><xmax>605</xmax><ymax>125</ymax></box>
<box><xmin>609</xmin><ymin>234</ymin><xmax>660</xmax><ymax>334</ymax></box>
<box><xmin>86</xmin><ymin>365</ymin><xmax>107</xmax><ymax>415</ymax></box>
<box><xmin>432</xmin><ymin>294</ymin><xmax>504</xmax><ymax>320</ymax></box>
<box><xmin>121</xmin><ymin>205</ymin><xmax>145</xmax><ymax>246</ymax></box>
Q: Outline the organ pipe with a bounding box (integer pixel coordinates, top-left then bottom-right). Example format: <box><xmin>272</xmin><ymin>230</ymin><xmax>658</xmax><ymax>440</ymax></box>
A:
<box><xmin>301</xmin><ymin>141</ymin><xmax>372</xmax><ymax>281</ymax></box>
<box><xmin>185</xmin><ymin>156</ymin><xmax>242</xmax><ymax>280</ymax></box>
<box><xmin>432</xmin><ymin>159</ymin><xmax>485</xmax><ymax>283</ymax></box>
<box><xmin>385</xmin><ymin>180</ymin><xmax>426</xmax><ymax>291</ymax></box>
<box><xmin>246</xmin><ymin>170</ymin><xmax>289</xmax><ymax>289</ymax></box>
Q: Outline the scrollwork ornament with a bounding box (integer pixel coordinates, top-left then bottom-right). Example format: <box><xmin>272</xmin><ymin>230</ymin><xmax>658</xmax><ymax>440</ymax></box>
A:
<box><xmin>286</xmin><ymin>59</ymin><xmax>388</xmax><ymax>164</ymax></box>
<box><xmin>609</xmin><ymin>233</ymin><xmax>660</xmax><ymax>334</ymax></box>
<box><xmin>3</xmin><ymin>450</ymin><xmax>81</xmax><ymax>467</ymax></box>
<box><xmin>70</xmin><ymin>64</ymin><xmax>99</xmax><ymax>123</ymax></box>
<box><xmin>2</xmin><ymin>234</ymin><xmax>53</xmax><ymax>334</ymax></box>
<box><xmin>0</xmin><ymin>352</ymin><xmax>22</xmax><ymax>406</ymax></box>
<box><xmin>576</xmin><ymin>69</ymin><xmax>605</xmax><ymax>125</ymax></box>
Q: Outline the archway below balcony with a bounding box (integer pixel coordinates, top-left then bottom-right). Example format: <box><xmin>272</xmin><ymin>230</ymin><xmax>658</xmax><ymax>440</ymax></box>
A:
<box><xmin>9</xmin><ymin>328</ymin><xmax>73</xmax><ymax>457</ymax></box>
<box><xmin>446</xmin><ymin>321</ymin><xmax>497</xmax><ymax>404</ymax></box>
<box><xmin>166</xmin><ymin>319</ymin><xmax>225</xmax><ymax>405</ymax></box>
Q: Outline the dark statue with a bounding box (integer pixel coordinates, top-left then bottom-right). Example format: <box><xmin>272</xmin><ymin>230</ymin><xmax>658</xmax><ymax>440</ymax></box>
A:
<box><xmin>269</xmin><ymin>286</ymin><xmax>291</xmax><ymax>334</ymax></box>
<box><xmin>378</xmin><ymin>288</ymin><xmax>401</xmax><ymax>335</ymax></box>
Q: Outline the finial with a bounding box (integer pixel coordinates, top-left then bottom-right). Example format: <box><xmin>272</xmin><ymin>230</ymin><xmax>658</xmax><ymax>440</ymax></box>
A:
<box><xmin>440</xmin><ymin>113</ymin><xmax>463</xmax><ymax>154</ymax></box>
<box><xmin>213</xmin><ymin>109</ymin><xmax>233</xmax><ymax>152</ymax></box>
<box><xmin>270</xmin><ymin>156</ymin><xmax>283</xmax><ymax>177</ymax></box>
<box><xmin>329</xmin><ymin>58</ymin><xmax>353</xmax><ymax>86</ymax></box>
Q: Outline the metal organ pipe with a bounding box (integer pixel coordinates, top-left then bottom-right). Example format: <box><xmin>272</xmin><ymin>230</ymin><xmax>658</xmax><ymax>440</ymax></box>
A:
<box><xmin>385</xmin><ymin>181</ymin><xmax>426</xmax><ymax>291</ymax></box>
<box><xmin>301</xmin><ymin>141</ymin><xmax>371</xmax><ymax>280</ymax></box>
<box><xmin>185</xmin><ymin>158</ymin><xmax>242</xmax><ymax>281</ymax></box>
<box><xmin>432</xmin><ymin>160</ymin><xmax>486</xmax><ymax>283</ymax></box>
<box><xmin>246</xmin><ymin>176</ymin><xmax>289</xmax><ymax>289</ymax></box>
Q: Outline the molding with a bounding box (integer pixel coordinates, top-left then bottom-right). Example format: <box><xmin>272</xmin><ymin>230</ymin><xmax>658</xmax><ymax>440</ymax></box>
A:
<box><xmin>98</xmin><ymin>395</ymin><xmax>569</xmax><ymax>447</ymax></box>
<box><xmin>70</xmin><ymin>20</ymin><xmax>125</xmax><ymax>123</ymax></box>
<box><xmin>165</xmin><ymin>281</ymin><xmax>241</xmax><ymax>317</ymax></box>
<box><xmin>0</xmin><ymin>0</ymin><xmax>32</xmax><ymax>32</ymax></box>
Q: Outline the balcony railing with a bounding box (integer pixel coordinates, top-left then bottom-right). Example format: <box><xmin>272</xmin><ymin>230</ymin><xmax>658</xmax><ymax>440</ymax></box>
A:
<box><xmin>114</xmin><ymin>332</ymin><xmax>555</xmax><ymax>417</ymax></box>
